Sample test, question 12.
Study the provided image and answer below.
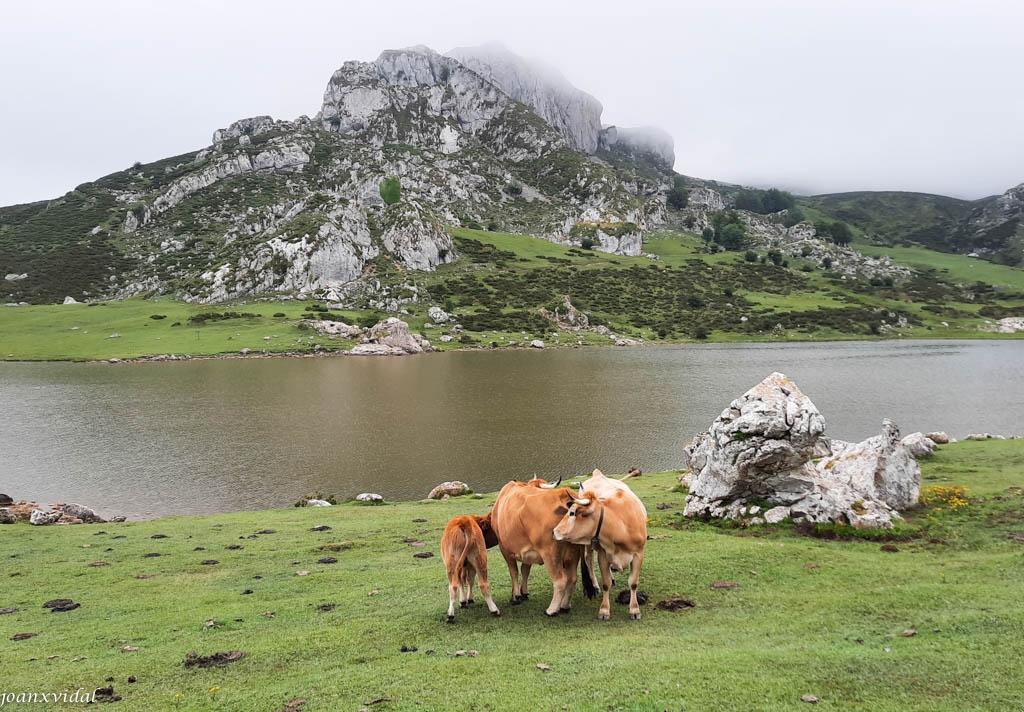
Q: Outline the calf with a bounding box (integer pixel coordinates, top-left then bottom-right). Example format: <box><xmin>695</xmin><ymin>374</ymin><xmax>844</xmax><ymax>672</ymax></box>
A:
<box><xmin>441</xmin><ymin>513</ymin><xmax>501</xmax><ymax>623</ymax></box>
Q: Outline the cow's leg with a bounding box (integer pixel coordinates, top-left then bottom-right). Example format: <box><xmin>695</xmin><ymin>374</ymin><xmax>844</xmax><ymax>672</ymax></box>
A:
<box><xmin>502</xmin><ymin>550</ymin><xmax>523</xmax><ymax>604</ymax></box>
<box><xmin>447</xmin><ymin>579</ymin><xmax>459</xmax><ymax>623</ymax></box>
<box><xmin>542</xmin><ymin>560</ymin><xmax>567</xmax><ymax>617</ymax></box>
<box><xmin>596</xmin><ymin>549</ymin><xmax>613</xmax><ymax>620</ymax></box>
<box><xmin>475</xmin><ymin>561</ymin><xmax>501</xmax><ymax>617</ymax></box>
<box><xmin>557</xmin><ymin>553</ymin><xmax>581</xmax><ymax>614</ymax></box>
<box><xmin>627</xmin><ymin>551</ymin><xmax>645</xmax><ymax>620</ymax></box>
<box><xmin>520</xmin><ymin>563</ymin><xmax>532</xmax><ymax>600</ymax></box>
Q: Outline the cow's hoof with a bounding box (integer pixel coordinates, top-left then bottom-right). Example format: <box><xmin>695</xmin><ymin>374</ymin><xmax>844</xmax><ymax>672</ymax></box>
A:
<box><xmin>510</xmin><ymin>596</ymin><xmax>523</xmax><ymax>606</ymax></box>
<box><xmin>467</xmin><ymin>598</ymin><xmax>475</xmax><ymax>605</ymax></box>
<box><xmin>559</xmin><ymin>607</ymin><xmax>572</xmax><ymax>614</ymax></box>
<box><xmin>459</xmin><ymin>601</ymin><xmax>468</xmax><ymax>609</ymax></box>
<box><xmin>630</xmin><ymin>612</ymin><xmax>642</xmax><ymax>621</ymax></box>
<box><xmin>446</xmin><ymin>615</ymin><xmax>455</xmax><ymax>624</ymax></box>
<box><xmin>598</xmin><ymin>613</ymin><xmax>611</xmax><ymax>621</ymax></box>
<box><xmin>521</xmin><ymin>593</ymin><xmax>529</xmax><ymax>600</ymax></box>
<box><xmin>491</xmin><ymin>610</ymin><xmax>501</xmax><ymax>617</ymax></box>
<box><xmin>544</xmin><ymin>609</ymin><xmax>559</xmax><ymax>617</ymax></box>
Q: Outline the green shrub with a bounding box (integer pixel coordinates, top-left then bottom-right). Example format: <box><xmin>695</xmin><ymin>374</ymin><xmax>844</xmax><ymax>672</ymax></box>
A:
<box><xmin>149</xmin><ymin>314</ymin><xmax>166</xmax><ymax>320</ymax></box>
<box><xmin>273</xmin><ymin>312</ymin><xmax>286</xmax><ymax>318</ymax></box>
<box><xmin>379</xmin><ymin>177</ymin><xmax>401</xmax><ymax>205</ymax></box>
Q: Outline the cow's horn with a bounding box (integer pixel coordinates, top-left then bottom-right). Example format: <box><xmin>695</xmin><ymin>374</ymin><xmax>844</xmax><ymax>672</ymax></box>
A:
<box><xmin>539</xmin><ymin>475</ymin><xmax>562</xmax><ymax>489</ymax></box>
<box><xmin>570</xmin><ymin>495</ymin><xmax>591</xmax><ymax>506</ymax></box>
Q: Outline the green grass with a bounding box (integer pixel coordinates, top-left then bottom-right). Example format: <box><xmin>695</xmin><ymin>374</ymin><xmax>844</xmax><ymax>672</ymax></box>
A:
<box><xmin>1</xmin><ymin>442</ymin><xmax>1023</xmax><ymax>710</ymax></box>
<box><xmin>853</xmin><ymin>242</ymin><xmax>1024</xmax><ymax>290</ymax></box>
<box><xmin>0</xmin><ymin>298</ymin><xmax>374</xmax><ymax>361</ymax></box>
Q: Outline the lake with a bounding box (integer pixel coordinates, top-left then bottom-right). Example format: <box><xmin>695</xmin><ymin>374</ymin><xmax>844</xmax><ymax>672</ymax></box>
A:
<box><xmin>2</xmin><ymin>340</ymin><xmax>1022</xmax><ymax>519</ymax></box>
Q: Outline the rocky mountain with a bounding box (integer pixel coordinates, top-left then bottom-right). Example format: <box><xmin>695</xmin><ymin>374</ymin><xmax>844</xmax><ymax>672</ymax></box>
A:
<box><xmin>1</xmin><ymin>44</ymin><xmax>674</xmax><ymax>304</ymax></box>
<box><xmin>1</xmin><ymin>42</ymin><xmax>1020</xmax><ymax>308</ymax></box>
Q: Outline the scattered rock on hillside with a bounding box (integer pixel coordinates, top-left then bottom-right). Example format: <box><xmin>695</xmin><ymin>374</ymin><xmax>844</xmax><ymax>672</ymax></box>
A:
<box><xmin>0</xmin><ymin>508</ymin><xmax>16</xmax><ymax>524</ymax></box>
<box><xmin>428</xmin><ymin>306</ymin><xmax>450</xmax><ymax>324</ymax></box>
<box><xmin>427</xmin><ymin>481</ymin><xmax>470</xmax><ymax>499</ymax></box>
<box><xmin>529</xmin><ymin>340</ymin><xmax>545</xmax><ymax>349</ymax></box>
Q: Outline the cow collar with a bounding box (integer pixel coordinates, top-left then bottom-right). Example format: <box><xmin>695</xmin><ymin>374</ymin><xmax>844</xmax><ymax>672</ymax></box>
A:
<box><xmin>591</xmin><ymin>503</ymin><xmax>606</xmax><ymax>550</ymax></box>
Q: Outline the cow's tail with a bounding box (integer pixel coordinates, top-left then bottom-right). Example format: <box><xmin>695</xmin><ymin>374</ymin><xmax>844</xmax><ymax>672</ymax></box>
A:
<box><xmin>581</xmin><ymin>546</ymin><xmax>597</xmax><ymax>600</ymax></box>
<box><xmin>455</xmin><ymin>528</ymin><xmax>473</xmax><ymax>586</ymax></box>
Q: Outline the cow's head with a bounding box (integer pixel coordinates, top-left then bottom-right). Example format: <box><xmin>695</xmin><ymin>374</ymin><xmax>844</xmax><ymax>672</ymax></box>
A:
<box><xmin>476</xmin><ymin>513</ymin><xmax>500</xmax><ymax>549</ymax></box>
<box><xmin>552</xmin><ymin>492</ymin><xmax>599</xmax><ymax>544</ymax></box>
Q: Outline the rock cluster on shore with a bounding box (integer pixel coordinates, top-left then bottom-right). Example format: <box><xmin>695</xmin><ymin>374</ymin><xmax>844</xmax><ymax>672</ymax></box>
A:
<box><xmin>0</xmin><ymin>499</ymin><xmax>123</xmax><ymax>526</ymax></box>
<box><xmin>680</xmin><ymin>372</ymin><xmax>933</xmax><ymax>529</ymax></box>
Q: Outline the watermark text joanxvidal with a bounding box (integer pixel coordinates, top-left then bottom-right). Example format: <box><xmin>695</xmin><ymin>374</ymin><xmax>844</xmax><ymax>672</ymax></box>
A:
<box><xmin>0</xmin><ymin>689</ymin><xmax>96</xmax><ymax>706</ymax></box>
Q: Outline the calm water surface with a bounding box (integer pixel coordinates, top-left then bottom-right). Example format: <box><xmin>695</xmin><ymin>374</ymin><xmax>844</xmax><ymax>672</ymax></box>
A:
<box><xmin>2</xmin><ymin>340</ymin><xmax>1022</xmax><ymax>518</ymax></box>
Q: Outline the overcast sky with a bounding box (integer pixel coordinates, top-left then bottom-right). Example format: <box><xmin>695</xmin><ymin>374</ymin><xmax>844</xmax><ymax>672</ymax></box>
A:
<box><xmin>2</xmin><ymin>0</ymin><xmax>1022</xmax><ymax>206</ymax></box>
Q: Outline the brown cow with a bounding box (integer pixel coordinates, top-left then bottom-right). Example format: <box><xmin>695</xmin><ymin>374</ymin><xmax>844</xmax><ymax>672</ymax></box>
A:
<box><xmin>490</xmin><ymin>479</ymin><xmax>596</xmax><ymax>616</ymax></box>
<box><xmin>441</xmin><ymin>513</ymin><xmax>500</xmax><ymax>623</ymax></box>
<box><xmin>553</xmin><ymin>469</ymin><xmax>647</xmax><ymax>620</ymax></box>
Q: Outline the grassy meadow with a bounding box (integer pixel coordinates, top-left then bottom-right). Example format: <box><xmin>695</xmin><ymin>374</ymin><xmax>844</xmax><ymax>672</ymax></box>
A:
<box><xmin>2</xmin><ymin>227</ymin><xmax>1023</xmax><ymax>361</ymax></box>
<box><xmin>1</xmin><ymin>440</ymin><xmax>1023</xmax><ymax>710</ymax></box>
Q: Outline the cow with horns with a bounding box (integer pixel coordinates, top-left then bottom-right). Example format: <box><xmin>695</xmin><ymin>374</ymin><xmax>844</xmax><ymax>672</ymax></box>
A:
<box><xmin>490</xmin><ymin>476</ymin><xmax>597</xmax><ymax>616</ymax></box>
<box><xmin>553</xmin><ymin>469</ymin><xmax>647</xmax><ymax>620</ymax></box>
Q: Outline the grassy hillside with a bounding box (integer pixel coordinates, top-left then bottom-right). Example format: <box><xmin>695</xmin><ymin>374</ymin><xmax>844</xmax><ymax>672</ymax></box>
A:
<box><xmin>1</xmin><ymin>441</ymin><xmax>1023</xmax><ymax>710</ymax></box>
<box><xmin>3</xmin><ymin>227</ymin><xmax>1023</xmax><ymax>360</ymax></box>
<box><xmin>801</xmin><ymin>191</ymin><xmax>976</xmax><ymax>251</ymax></box>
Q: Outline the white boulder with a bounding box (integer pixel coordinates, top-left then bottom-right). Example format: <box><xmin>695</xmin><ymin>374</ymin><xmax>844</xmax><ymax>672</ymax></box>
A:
<box><xmin>356</xmin><ymin>493</ymin><xmax>384</xmax><ymax>502</ymax></box>
<box><xmin>304</xmin><ymin>499</ymin><xmax>333</xmax><ymax>507</ymax></box>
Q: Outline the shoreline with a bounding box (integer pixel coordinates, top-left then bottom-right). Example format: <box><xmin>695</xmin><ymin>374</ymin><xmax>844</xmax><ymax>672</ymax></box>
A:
<box><xmin>2</xmin><ymin>331</ymin><xmax>1023</xmax><ymax>364</ymax></box>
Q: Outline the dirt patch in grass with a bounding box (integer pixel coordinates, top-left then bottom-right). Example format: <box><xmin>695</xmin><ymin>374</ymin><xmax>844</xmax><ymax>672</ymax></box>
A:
<box><xmin>183</xmin><ymin>651</ymin><xmax>246</xmax><ymax>669</ymax></box>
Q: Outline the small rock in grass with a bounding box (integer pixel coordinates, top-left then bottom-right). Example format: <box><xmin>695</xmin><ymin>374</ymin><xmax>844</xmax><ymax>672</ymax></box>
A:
<box><xmin>11</xmin><ymin>632</ymin><xmax>37</xmax><ymax>641</ymax></box>
<box><xmin>151</xmin><ymin>534</ymin><xmax>169</xmax><ymax>539</ymax></box>
<box><xmin>400</xmin><ymin>645</ymin><xmax>418</xmax><ymax>653</ymax></box>
<box><xmin>88</xmin><ymin>561</ymin><xmax>110</xmax><ymax>567</ymax></box>
<box><xmin>296</xmin><ymin>570</ymin><xmax>310</xmax><ymax>576</ymax></box>
<box><xmin>317</xmin><ymin>557</ymin><xmax>338</xmax><ymax>564</ymax></box>
<box><xmin>801</xmin><ymin>694</ymin><xmax>819</xmax><ymax>704</ymax></box>
<box><xmin>310</xmin><ymin>525</ymin><xmax>332</xmax><ymax>532</ymax></box>
<box><xmin>413</xmin><ymin>552</ymin><xmax>434</xmax><ymax>559</ymax></box>
<box><xmin>143</xmin><ymin>552</ymin><xmax>161</xmax><ymax>558</ymax></box>
<box><xmin>227</xmin><ymin>544</ymin><xmax>243</xmax><ymax>550</ymax></box>
<box><xmin>201</xmin><ymin>560</ymin><xmax>219</xmax><ymax>566</ymax></box>
<box><xmin>536</xmin><ymin>663</ymin><xmax>551</xmax><ymax>671</ymax></box>
<box><xmin>412</xmin><ymin>518</ymin><xmax>427</xmax><ymax>523</ymax></box>
<box><xmin>0</xmin><ymin>607</ymin><xmax>18</xmax><ymax>615</ymax></box>
<box><xmin>902</xmin><ymin>629</ymin><xmax>917</xmax><ymax>637</ymax></box>
<box><xmin>183</xmin><ymin>651</ymin><xmax>246</xmax><ymax>668</ymax></box>
<box><xmin>711</xmin><ymin>581</ymin><xmax>739</xmax><ymax>589</ymax></box>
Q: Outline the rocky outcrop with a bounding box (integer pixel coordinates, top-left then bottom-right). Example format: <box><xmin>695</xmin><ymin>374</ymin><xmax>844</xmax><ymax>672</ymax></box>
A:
<box><xmin>376</xmin><ymin>201</ymin><xmax>455</xmax><ymax>272</ymax></box>
<box><xmin>447</xmin><ymin>42</ymin><xmax>603</xmax><ymax>154</ymax></box>
<box><xmin>962</xmin><ymin>182</ymin><xmax>1024</xmax><ymax>265</ymax></box>
<box><xmin>309</xmin><ymin>320</ymin><xmax>363</xmax><ymax>338</ymax></box>
<box><xmin>319</xmin><ymin>45</ymin><xmax>561</xmax><ymax>161</ymax></box>
<box><xmin>819</xmin><ymin>420</ymin><xmax>921</xmax><ymax>511</ymax></box>
<box><xmin>599</xmin><ymin>126</ymin><xmax>675</xmax><ymax>169</ymax></box>
<box><xmin>980</xmin><ymin>317</ymin><xmax>1024</xmax><ymax>333</ymax></box>
<box><xmin>428</xmin><ymin>306</ymin><xmax>450</xmax><ymax>324</ymax></box>
<box><xmin>356</xmin><ymin>317</ymin><xmax>429</xmax><ymax>355</ymax></box>
<box><xmin>682</xmin><ymin>373</ymin><xmax>922</xmax><ymax>528</ymax></box>
<box><xmin>539</xmin><ymin>295</ymin><xmax>589</xmax><ymax>330</ymax></box>
<box><xmin>0</xmin><ymin>508</ymin><xmax>16</xmax><ymax>524</ymax></box>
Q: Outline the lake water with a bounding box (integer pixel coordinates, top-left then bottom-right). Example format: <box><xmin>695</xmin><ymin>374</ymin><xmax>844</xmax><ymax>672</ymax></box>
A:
<box><xmin>2</xmin><ymin>340</ymin><xmax>1022</xmax><ymax>519</ymax></box>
